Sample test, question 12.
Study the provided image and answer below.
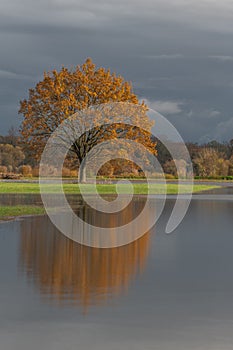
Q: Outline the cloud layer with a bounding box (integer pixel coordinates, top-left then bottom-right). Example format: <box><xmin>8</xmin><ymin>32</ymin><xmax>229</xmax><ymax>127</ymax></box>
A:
<box><xmin>0</xmin><ymin>0</ymin><xmax>233</xmax><ymax>141</ymax></box>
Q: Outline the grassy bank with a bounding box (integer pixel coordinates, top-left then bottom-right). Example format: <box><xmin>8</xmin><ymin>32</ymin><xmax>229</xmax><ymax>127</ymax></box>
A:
<box><xmin>0</xmin><ymin>182</ymin><xmax>221</xmax><ymax>219</ymax></box>
<box><xmin>0</xmin><ymin>182</ymin><xmax>220</xmax><ymax>195</ymax></box>
<box><xmin>0</xmin><ymin>205</ymin><xmax>45</xmax><ymax>219</ymax></box>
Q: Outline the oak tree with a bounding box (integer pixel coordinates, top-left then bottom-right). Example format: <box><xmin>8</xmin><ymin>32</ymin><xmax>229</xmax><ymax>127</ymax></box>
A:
<box><xmin>19</xmin><ymin>58</ymin><xmax>156</xmax><ymax>182</ymax></box>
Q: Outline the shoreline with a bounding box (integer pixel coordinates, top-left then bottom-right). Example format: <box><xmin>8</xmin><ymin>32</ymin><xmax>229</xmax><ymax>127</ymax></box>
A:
<box><xmin>0</xmin><ymin>205</ymin><xmax>46</xmax><ymax>221</ymax></box>
<box><xmin>0</xmin><ymin>182</ymin><xmax>231</xmax><ymax>221</ymax></box>
<box><xmin>0</xmin><ymin>213</ymin><xmax>46</xmax><ymax>223</ymax></box>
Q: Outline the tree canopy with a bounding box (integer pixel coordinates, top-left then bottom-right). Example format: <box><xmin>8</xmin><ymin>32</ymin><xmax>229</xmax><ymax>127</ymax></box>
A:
<box><xmin>19</xmin><ymin>58</ymin><xmax>156</xmax><ymax>181</ymax></box>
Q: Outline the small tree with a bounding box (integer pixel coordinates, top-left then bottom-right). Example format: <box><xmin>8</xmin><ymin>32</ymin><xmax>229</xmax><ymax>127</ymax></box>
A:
<box><xmin>7</xmin><ymin>126</ymin><xmax>19</xmax><ymax>146</ymax></box>
<box><xmin>163</xmin><ymin>159</ymin><xmax>187</xmax><ymax>178</ymax></box>
<box><xmin>228</xmin><ymin>156</ymin><xmax>233</xmax><ymax>176</ymax></box>
<box><xmin>193</xmin><ymin>148</ymin><xmax>229</xmax><ymax>178</ymax></box>
<box><xmin>18</xmin><ymin>165</ymin><xmax>32</xmax><ymax>177</ymax></box>
<box><xmin>0</xmin><ymin>144</ymin><xmax>25</xmax><ymax>169</ymax></box>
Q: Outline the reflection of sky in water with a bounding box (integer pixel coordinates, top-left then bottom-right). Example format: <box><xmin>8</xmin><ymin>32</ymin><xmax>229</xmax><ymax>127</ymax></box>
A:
<box><xmin>0</xmin><ymin>196</ymin><xmax>232</xmax><ymax>349</ymax></box>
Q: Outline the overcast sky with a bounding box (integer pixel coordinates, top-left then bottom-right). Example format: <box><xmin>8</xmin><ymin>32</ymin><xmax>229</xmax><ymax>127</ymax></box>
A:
<box><xmin>0</xmin><ymin>0</ymin><xmax>233</xmax><ymax>142</ymax></box>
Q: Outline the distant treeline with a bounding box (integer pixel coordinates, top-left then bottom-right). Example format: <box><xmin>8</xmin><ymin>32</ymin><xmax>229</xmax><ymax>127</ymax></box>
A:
<box><xmin>0</xmin><ymin>128</ymin><xmax>233</xmax><ymax>179</ymax></box>
<box><xmin>156</xmin><ymin>139</ymin><xmax>233</xmax><ymax>179</ymax></box>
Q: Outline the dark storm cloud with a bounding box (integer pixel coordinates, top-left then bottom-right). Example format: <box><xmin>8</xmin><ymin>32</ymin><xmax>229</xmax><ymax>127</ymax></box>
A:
<box><xmin>0</xmin><ymin>0</ymin><xmax>233</xmax><ymax>141</ymax></box>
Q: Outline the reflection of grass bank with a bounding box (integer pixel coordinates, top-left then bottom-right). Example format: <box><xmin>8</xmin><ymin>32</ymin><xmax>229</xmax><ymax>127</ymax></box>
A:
<box><xmin>0</xmin><ymin>205</ymin><xmax>45</xmax><ymax>219</ymax></box>
<box><xmin>0</xmin><ymin>182</ymin><xmax>220</xmax><ymax>194</ymax></box>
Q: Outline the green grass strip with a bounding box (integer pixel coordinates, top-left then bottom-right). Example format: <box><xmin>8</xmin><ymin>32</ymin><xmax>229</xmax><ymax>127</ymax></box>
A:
<box><xmin>0</xmin><ymin>182</ymin><xmax>220</xmax><ymax>195</ymax></box>
<box><xmin>0</xmin><ymin>205</ymin><xmax>45</xmax><ymax>219</ymax></box>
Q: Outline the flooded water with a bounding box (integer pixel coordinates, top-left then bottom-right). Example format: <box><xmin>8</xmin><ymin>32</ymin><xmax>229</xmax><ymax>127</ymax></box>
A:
<box><xmin>0</xmin><ymin>190</ymin><xmax>233</xmax><ymax>349</ymax></box>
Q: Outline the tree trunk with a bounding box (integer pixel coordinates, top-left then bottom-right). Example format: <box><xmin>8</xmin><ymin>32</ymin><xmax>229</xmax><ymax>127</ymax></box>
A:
<box><xmin>79</xmin><ymin>159</ymin><xmax>87</xmax><ymax>183</ymax></box>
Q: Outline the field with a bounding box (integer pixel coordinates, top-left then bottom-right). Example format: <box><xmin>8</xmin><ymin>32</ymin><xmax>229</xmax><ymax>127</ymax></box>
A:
<box><xmin>0</xmin><ymin>182</ymin><xmax>219</xmax><ymax>195</ymax></box>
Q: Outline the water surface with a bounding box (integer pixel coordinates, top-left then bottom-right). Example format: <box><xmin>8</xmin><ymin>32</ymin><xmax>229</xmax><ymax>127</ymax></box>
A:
<box><xmin>0</xmin><ymin>190</ymin><xmax>232</xmax><ymax>349</ymax></box>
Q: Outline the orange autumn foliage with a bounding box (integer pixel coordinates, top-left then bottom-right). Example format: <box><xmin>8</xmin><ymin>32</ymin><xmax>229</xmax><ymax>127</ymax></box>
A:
<box><xmin>19</xmin><ymin>58</ymin><xmax>156</xmax><ymax>181</ymax></box>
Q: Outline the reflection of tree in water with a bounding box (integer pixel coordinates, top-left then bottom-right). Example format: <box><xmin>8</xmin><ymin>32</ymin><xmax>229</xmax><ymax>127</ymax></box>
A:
<box><xmin>19</xmin><ymin>200</ymin><xmax>151</xmax><ymax>311</ymax></box>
